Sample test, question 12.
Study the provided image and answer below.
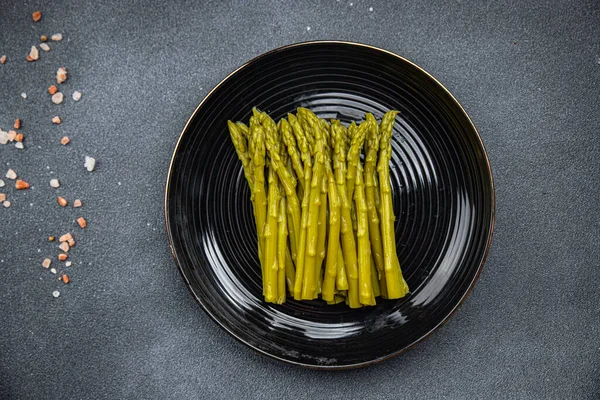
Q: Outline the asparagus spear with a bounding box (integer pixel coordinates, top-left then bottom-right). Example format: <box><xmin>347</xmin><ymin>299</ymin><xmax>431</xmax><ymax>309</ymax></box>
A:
<box><xmin>377</xmin><ymin>110</ymin><xmax>409</xmax><ymax>299</ymax></box>
<box><xmin>314</xmin><ymin>172</ymin><xmax>328</xmax><ymax>298</ymax></box>
<box><xmin>363</xmin><ymin>115</ymin><xmax>385</xmax><ymax>285</ymax></box>
<box><xmin>263</xmin><ymin>115</ymin><xmax>302</xmax><ymax>250</ymax></box>
<box><xmin>249</xmin><ymin>118</ymin><xmax>268</xmax><ymax>287</ymax></box>
<box><xmin>264</xmin><ymin>162</ymin><xmax>280</xmax><ymax>302</ymax></box>
<box><xmin>288</xmin><ymin>113</ymin><xmax>312</xmax><ymax>299</ymax></box>
<box><xmin>331</xmin><ymin>120</ymin><xmax>361</xmax><ymax>308</ymax></box>
<box><xmin>322</xmin><ymin>169</ymin><xmax>341</xmax><ymax>301</ymax></box>
<box><xmin>354</xmin><ymin>159</ymin><xmax>374</xmax><ymax>305</ymax></box>
<box><xmin>277</xmin><ymin>195</ymin><xmax>287</xmax><ymax>304</ymax></box>
<box><xmin>372</xmin><ymin>155</ymin><xmax>387</xmax><ymax>298</ymax></box>
<box><xmin>298</xmin><ymin>109</ymin><xmax>325</xmax><ymax>300</ymax></box>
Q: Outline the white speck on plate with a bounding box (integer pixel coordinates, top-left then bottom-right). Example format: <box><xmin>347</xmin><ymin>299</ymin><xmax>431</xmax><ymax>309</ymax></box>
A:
<box><xmin>52</xmin><ymin>290</ymin><xmax>60</xmax><ymax>298</ymax></box>
<box><xmin>369</xmin><ymin>6</ymin><xmax>373</xmax><ymax>11</ymax></box>
<box><xmin>306</xmin><ymin>26</ymin><xmax>311</xmax><ymax>31</ymax></box>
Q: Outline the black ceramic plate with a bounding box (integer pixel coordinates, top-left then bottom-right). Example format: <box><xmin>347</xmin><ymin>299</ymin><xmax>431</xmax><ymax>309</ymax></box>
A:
<box><xmin>165</xmin><ymin>41</ymin><xmax>495</xmax><ymax>369</ymax></box>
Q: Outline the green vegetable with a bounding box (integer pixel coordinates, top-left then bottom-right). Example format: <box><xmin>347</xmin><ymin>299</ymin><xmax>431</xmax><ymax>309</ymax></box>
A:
<box><xmin>377</xmin><ymin>111</ymin><xmax>409</xmax><ymax>299</ymax></box>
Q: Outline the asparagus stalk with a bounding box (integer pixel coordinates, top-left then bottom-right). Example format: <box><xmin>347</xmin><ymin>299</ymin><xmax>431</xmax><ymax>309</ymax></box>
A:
<box><xmin>264</xmin><ymin>163</ymin><xmax>280</xmax><ymax>302</ymax></box>
<box><xmin>277</xmin><ymin>195</ymin><xmax>287</xmax><ymax>304</ymax></box>
<box><xmin>249</xmin><ymin>118</ymin><xmax>268</xmax><ymax>288</ymax></box>
<box><xmin>354</xmin><ymin>159</ymin><xmax>374</xmax><ymax>305</ymax></box>
<box><xmin>363</xmin><ymin>114</ymin><xmax>385</xmax><ymax>285</ymax></box>
<box><xmin>331</xmin><ymin>120</ymin><xmax>361</xmax><ymax>308</ymax></box>
<box><xmin>263</xmin><ymin>115</ymin><xmax>302</xmax><ymax>250</ymax></box>
<box><xmin>314</xmin><ymin>173</ymin><xmax>328</xmax><ymax>298</ymax></box>
<box><xmin>288</xmin><ymin>113</ymin><xmax>312</xmax><ymax>299</ymax></box>
<box><xmin>372</xmin><ymin>157</ymin><xmax>387</xmax><ymax>298</ymax></box>
<box><xmin>322</xmin><ymin>169</ymin><xmax>341</xmax><ymax>301</ymax></box>
<box><xmin>298</xmin><ymin>109</ymin><xmax>325</xmax><ymax>299</ymax></box>
<box><xmin>377</xmin><ymin>110</ymin><xmax>409</xmax><ymax>299</ymax></box>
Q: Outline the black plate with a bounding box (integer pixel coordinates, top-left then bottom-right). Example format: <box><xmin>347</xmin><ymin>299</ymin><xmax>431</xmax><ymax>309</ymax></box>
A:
<box><xmin>165</xmin><ymin>41</ymin><xmax>495</xmax><ymax>369</ymax></box>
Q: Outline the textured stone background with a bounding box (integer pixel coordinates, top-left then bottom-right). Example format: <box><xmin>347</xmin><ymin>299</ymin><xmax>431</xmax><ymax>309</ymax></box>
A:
<box><xmin>0</xmin><ymin>0</ymin><xmax>598</xmax><ymax>399</ymax></box>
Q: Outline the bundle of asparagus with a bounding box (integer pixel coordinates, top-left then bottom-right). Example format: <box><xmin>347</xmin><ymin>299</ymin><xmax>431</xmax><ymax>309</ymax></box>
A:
<box><xmin>228</xmin><ymin>108</ymin><xmax>409</xmax><ymax>307</ymax></box>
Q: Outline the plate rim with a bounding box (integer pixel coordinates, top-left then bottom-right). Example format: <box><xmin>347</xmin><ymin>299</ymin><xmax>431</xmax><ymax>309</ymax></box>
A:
<box><xmin>164</xmin><ymin>40</ymin><xmax>496</xmax><ymax>369</ymax></box>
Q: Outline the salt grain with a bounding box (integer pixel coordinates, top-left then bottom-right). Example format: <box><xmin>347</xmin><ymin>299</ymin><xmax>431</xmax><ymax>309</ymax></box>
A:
<box><xmin>2</xmin><ymin>201</ymin><xmax>10</xmax><ymax>208</ymax></box>
<box><xmin>65</xmin><ymin>261</ymin><xmax>72</xmax><ymax>267</ymax></box>
<box><xmin>72</xmin><ymin>91</ymin><xmax>81</xmax><ymax>101</ymax></box>
<box><xmin>21</xmin><ymin>93</ymin><xmax>27</xmax><ymax>99</ymax></box>
<box><xmin>42</xmin><ymin>258</ymin><xmax>51</xmax><ymax>268</ymax></box>
<box><xmin>50</xmin><ymin>179</ymin><xmax>60</xmax><ymax>188</ymax></box>
<box><xmin>52</xmin><ymin>92</ymin><xmax>64</xmax><ymax>104</ymax></box>
<box><xmin>0</xmin><ymin>179</ymin><xmax>4</xmax><ymax>187</ymax></box>
<box><xmin>56</xmin><ymin>67</ymin><xmax>67</xmax><ymax>84</ymax></box>
<box><xmin>15</xmin><ymin>142</ymin><xmax>24</xmax><ymax>149</ymax></box>
<box><xmin>6</xmin><ymin>169</ymin><xmax>17</xmax><ymax>180</ymax></box>
<box><xmin>52</xmin><ymin>116</ymin><xmax>61</xmax><ymax>124</ymax></box>
<box><xmin>369</xmin><ymin>6</ymin><xmax>373</xmax><ymax>11</ymax></box>
<box><xmin>52</xmin><ymin>290</ymin><xmax>60</xmax><ymax>298</ymax></box>
<box><xmin>27</xmin><ymin>46</ymin><xmax>39</xmax><ymax>61</ymax></box>
<box><xmin>59</xmin><ymin>242</ymin><xmax>70</xmax><ymax>252</ymax></box>
<box><xmin>84</xmin><ymin>156</ymin><xmax>96</xmax><ymax>172</ymax></box>
<box><xmin>0</xmin><ymin>194</ymin><xmax>5</xmax><ymax>202</ymax></box>
<box><xmin>50</xmin><ymin>268</ymin><xmax>57</xmax><ymax>274</ymax></box>
<box><xmin>61</xmin><ymin>136</ymin><xmax>70</xmax><ymax>145</ymax></box>
<box><xmin>51</xmin><ymin>33</ymin><xmax>63</xmax><ymax>41</ymax></box>
<box><xmin>40</xmin><ymin>43</ymin><xmax>50</xmax><ymax>52</ymax></box>
<box><xmin>0</xmin><ymin>55</ymin><xmax>6</xmax><ymax>64</ymax></box>
<box><xmin>0</xmin><ymin>131</ymin><xmax>8</xmax><ymax>145</ymax></box>
<box><xmin>73</xmin><ymin>199</ymin><xmax>82</xmax><ymax>207</ymax></box>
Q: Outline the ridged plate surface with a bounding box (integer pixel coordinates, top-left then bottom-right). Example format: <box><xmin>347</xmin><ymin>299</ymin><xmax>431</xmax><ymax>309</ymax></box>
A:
<box><xmin>165</xmin><ymin>41</ymin><xmax>495</xmax><ymax>369</ymax></box>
